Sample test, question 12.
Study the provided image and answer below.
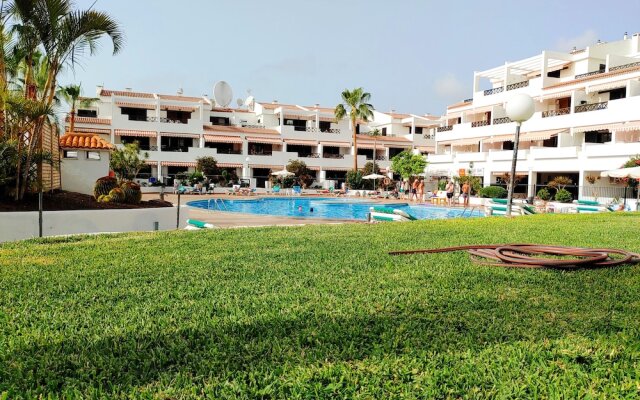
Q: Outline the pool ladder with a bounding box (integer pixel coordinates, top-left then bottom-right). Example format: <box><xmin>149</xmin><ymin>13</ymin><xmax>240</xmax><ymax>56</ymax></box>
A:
<box><xmin>208</xmin><ymin>198</ymin><xmax>227</xmax><ymax>211</ymax></box>
<box><xmin>460</xmin><ymin>206</ymin><xmax>477</xmax><ymax>217</ymax></box>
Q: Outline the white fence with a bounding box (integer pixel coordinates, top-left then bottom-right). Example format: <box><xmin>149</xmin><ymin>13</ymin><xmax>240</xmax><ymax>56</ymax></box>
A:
<box><xmin>0</xmin><ymin>206</ymin><xmax>189</xmax><ymax>243</ymax></box>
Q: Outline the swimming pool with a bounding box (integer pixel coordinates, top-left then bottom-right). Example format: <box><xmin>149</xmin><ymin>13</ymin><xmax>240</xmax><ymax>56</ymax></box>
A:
<box><xmin>187</xmin><ymin>197</ymin><xmax>483</xmax><ymax>221</ymax></box>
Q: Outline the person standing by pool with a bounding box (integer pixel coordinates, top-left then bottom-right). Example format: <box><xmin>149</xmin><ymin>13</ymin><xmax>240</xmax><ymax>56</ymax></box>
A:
<box><xmin>461</xmin><ymin>181</ymin><xmax>470</xmax><ymax>206</ymax></box>
<box><xmin>411</xmin><ymin>179</ymin><xmax>419</xmax><ymax>202</ymax></box>
<box><xmin>403</xmin><ymin>180</ymin><xmax>411</xmax><ymax>200</ymax></box>
<box><xmin>418</xmin><ymin>179</ymin><xmax>425</xmax><ymax>202</ymax></box>
<box><xmin>445</xmin><ymin>180</ymin><xmax>455</xmax><ymax>206</ymax></box>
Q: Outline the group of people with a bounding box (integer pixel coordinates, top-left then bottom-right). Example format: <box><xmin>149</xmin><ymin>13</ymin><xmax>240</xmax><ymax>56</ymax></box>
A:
<box><xmin>392</xmin><ymin>178</ymin><xmax>471</xmax><ymax>207</ymax></box>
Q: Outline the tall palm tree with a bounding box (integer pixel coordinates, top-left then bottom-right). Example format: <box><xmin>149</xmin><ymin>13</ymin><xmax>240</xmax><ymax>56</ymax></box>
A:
<box><xmin>334</xmin><ymin>88</ymin><xmax>374</xmax><ymax>171</ymax></box>
<box><xmin>58</xmin><ymin>83</ymin><xmax>97</xmax><ymax>134</ymax></box>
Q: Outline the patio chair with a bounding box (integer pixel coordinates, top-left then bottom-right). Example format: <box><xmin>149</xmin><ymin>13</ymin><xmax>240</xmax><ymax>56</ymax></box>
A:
<box><xmin>272</xmin><ymin>185</ymin><xmax>281</xmax><ymax>195</ymax></box>
<box><xmin>292</xmin><ymin>185</ymin><xmax>302</xmax><ymax>196</ymax></box>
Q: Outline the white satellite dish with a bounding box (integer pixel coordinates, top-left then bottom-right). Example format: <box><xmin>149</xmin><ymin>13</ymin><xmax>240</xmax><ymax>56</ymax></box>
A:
<box><xmin>244</xmin><ymin>95</ymin><xmax>255</xmax><ymax>107</ymax></box>
<box><xmin>236</xmin><ymin>98</ymin><xmax>243</xmax><ymax>107</ymax></box>
<box><xmin>213</xmin><ymin>81</ymin><xmax>233</xmax><ymax>107</ymax></box>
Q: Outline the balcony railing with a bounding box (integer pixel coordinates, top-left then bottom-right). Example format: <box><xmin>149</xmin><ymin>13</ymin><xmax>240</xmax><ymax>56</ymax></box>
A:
<box><xmin>575</xmin><ymin>69</ymin><xmax>605</xmax><ymax>79</ymax></box>
<box><xmin>128</xmin><ymin>115</ymin><xmax>188</xmax><ymax>124</ymax></box>
<box><xmin>609</xmin><ymin>61</ymin><xmax>640</xmax><ymax>72</ymax></box>
<box><xmin>471</xmin><ymin>120</ymin><xmax>490</xmax><ymax>128</ymax></box>
<box><xmin>574</xmin><ymin>101</ymin><xmax>608</xmax><ymax>113</ymax></box>
<box><xmin>323</xmin><ymin>153</ymin><xmax>344</xmax><ymax>159</ymax></box>
<box><xmin>303</xmin><ymin>153</ymin><xmax>320</xmax><ymax>158</ymax></box>
<box><xmin>242</xmin><ymin>124</ymin><xmax>265</xmax><ymax>129</ymax></box>
<box><xmin>542</xmin><ymin>107</ymin><xmax>571</xmax><ymax>118</ymax></box>
<box><xmin>376</xmin><ymin>156</ymin><xmax>387</xmax><ymax>161</ymax></box>
<box><xmin>437</xmin><ymin>126</ymin><xmax>453</xmax><ymax>132</ymax></box>
<box><xmin>506</xmin><ymin>81</ymin><xmax>529</xmax><ymax>90</ymax></box>
<box><xmin>305</xmin><ymin>127</ymin><xmax>341</xmax><ymax>134</ymax></box>
<box><xmin>492</xmin><ymin>117</ymin><xmax>512</xmax><ymax>125</ymax></box>
<box><xmin>483</xmin><ymin>87</ymin><xmax>504</xmax><ymax>96</ymax></box>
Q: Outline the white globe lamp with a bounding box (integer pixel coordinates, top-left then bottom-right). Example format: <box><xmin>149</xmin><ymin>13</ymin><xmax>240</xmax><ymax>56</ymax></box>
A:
<box><xmin>504</xmin><ymin>94</ymin><xmax>535</xmax><ymax>216</ymax></box>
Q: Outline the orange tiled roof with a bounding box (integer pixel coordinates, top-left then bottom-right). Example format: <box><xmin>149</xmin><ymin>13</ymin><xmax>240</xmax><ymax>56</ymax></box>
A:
<box><xmin>59</xmin><ymin>133</ymin><xmax>113</xmax><ymax>150</ymax></box>
<box><xmin>100</xmin><ymin>89</ymin><xmax>154</xmax><ymax>98</ymax></box>
<box><xmin>203</xmin><ymin>125</ymin><xmax>279</xmax><ymax>135</ymax></box>
<box><xmin>545</xmin><ymin>64</ymin><xmax>640</xmax><ymax>89</ymax></box>
<box><xmin>158</xmin><ymin>94</ymin><xmax>205</xmax><ymax>102</ymax></box>
<box><xmin>211</xmin><ymin>107</ymin><xmax>251</xmax><ymax>112</ymax></box>
<box><xmin>258</xmin><ymin>102</ymin><xmax>300</xmax><ymax>110</ymax></box>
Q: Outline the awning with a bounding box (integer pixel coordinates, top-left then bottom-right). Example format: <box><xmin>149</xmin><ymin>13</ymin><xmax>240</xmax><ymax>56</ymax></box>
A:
<box><xmin>249</xmin><ymin>164</ymin><xmax>282</xmax><ymax>169</ymax></box>
<box><xmin>321</xmin><ymin>141</ymin><xmax>350</xmax><ymax>147</ymax></box>
<box><xmin>324</xmin><ymin>167</ymin><xmax>350</xmax><ymax>171</ymax></box>
<box><xmin>246</xmin><ymin>136</ymin><xmax>282</xmax><ymax>145</ymax></box>
<box><xmin>217</xmin><ymin>163</ymin><xmax>242</xmax><ymax>168</ymax></box>
<box><xmin>573</xmin><ymin>123</ymin><xmax>622</xmax><ymax>134</ymax></box>
<box><xmin>538</xmin><ymin>90</ymin><xmax>575</xmax><ymax>100</ymax></box>
<box><xmin>483</xmin><ymin>134</ymin><xmax>514</xmax><ymax>144</ymax></box>
<box><xmin>161</xmin><ymin>105</ymin><xmax>197</xmax><ymax>112</ymax></box>
<box><xmin>160</xmin><ymin>132</ymin><xmax>200</xmax><ymax>139</ymax></box>
<box><xmin>439</xmin><ymin>138</ymin><xmax>482</xmax><ymax>146</ymax></box>
<box><xmin>416</xmin><ymin>146</ymin><xmax>435</xmax><ymax>152</ymax></box>
<box><xmin>161</xmin><ymin>161</ymin><xmax>196</xmax><ymax>167</ymax></box>
<box><xmin>519</xmin><ymin>129</ymin><xmax>566</xmax><ymax>142</ymax></box>
<box><xmin>204</xmin><ymin>135</ymin><xmax>243</xmax><ymax>143</ymax></box>
<box><xmin>617</xmin><ymin>121</ymin><xmax>640</xmax><ymax>132</ymax></box>
<box><xmin>144</xmin><ymin>160</ymin><xmax>157</xmax><ymax>166</ymax></box>
<box><xmin>491</xmin><ymin>172</ymin><xmax>528</xmax><ymax>177</ymax></box>
<box><xmin>382</xmin><ymin>142</ymin><xmax>412</xmax><ymax>148</ymax></box>
<box><xmin>356</xmin><ymin>143</ymin><xmax>379</xmax><ymax>149</ymax></box>
<box><xmin>586</xmin><ymin>80</ymin><xmax>628</xmax><ymax>94</ymax></box>
<box><xmin>318</xmin><ymin>116</ymin><xmax>336</xmax><ymax>122</ymax></box>
<box><xmin>115</xmin><ymin>129</ymin><xmax>156</xmax><ymax>138</ymax></box>
<box><xmin>284</xmin><ymin>139</ymin><xmax>318</xmax><ymax>146</ymax></box>
<box><xmin>281</xmin><ymin>113</ymin><xmax>314</xmax><ymax>120</ymax></box>
<box><xmin>307</xmin><ymin>166</ymin><xmax>321</xmax><ymax>171</ymax></box>
<box><xmin>68</xmin><ymin>127</ymin><xmax>111</xmax><ymax>135</ymax></box>
<box><xmin>115</xmin><ymin>101</ymin><xmax>156</xmax><ymax>110</ymax></box>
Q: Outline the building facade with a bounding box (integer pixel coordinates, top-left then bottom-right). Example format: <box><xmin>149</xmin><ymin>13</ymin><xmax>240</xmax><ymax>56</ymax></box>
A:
<box><xmin>65</xmin><ymin>89</ymin><xmax>438</xmax><ymax>188</ymax></box>
<box><xmin>430</xmin><ymin>33</ymin><xmax>640</xmax><ymax>200</ymax></box>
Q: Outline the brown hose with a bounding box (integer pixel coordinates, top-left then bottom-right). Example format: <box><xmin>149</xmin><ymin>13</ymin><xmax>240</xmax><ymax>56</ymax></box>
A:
<box><xmin>389</xmin><ymin>244</ymin><xmax>640</xmax><ymax>269</ymax></box>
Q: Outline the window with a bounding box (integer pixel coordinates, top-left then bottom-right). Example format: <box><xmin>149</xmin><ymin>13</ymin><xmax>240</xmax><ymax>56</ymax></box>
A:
<box><xmin>63</xmin><ymin>150</ymin><xmax>78</xmax><ymax>159</ymax></box>
<box><xmin>121</xmin><ymin>107</ymin><xmax>147</xmax><ymax>121</ymax></box>
<box><xmin>86</xmin><ymin>151</ymin><xmax>101</xmax><ymax>160</ymax></box>
<box><xmin>502</xmin><ymin>141</ymin><xmax>514</xmax><ymax>150</ymax></box>
<box><xmin>210</xmin><ymin>116</ymin><xmax>230</xmax><ymax>126</ymax></box>
<box><xmin>585</xmin><ymin>130</ymin><xmax>611</xmax><ymax>144</ymax></box>
<box><xmin>77</xmin><ymin>109</ymin><xmax>97</xmax><ymax>118</ymax></box>
<box><xmin>607</xmin><ymin>87</ymin><xmax>626</xmax><ymax>100</ymax></box>
<box><xmin>546</xmin><ymin>69</ymin><xmax>561</xmax><ymax>78</ymax></box>
<box><xmin>414</xmin><ymin>127</ymin><xmax>423</xmax><ymax>134</ymax></box>
<box><xmin>166</xmin><ymin>110</ymin><xmax>190</xmax><ymax>124</ymax></box>
<box><xmin>542</xmin><ymin>136</ymin><xmax>558</xmax><ymax>148</ymax></box>
<box><xmin>381</xmin><ymin>127</ymin><xmax>387</xmax><ymax>136</ymax></box>
<box><xmin>319</xmin><ymin>121</ymin><xmax>331</xmax><ymax>132</ymax></box>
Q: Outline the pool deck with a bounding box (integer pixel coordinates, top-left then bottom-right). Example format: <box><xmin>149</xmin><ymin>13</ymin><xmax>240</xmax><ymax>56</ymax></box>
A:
<box><xmin>144</xmin><ymin>193</ymin><xmax>475</xmax><ymax>228</ymax></box>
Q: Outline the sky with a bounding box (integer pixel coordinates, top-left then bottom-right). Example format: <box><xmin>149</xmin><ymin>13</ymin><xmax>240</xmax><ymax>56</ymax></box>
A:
<box><xmin>60</xmin><ymin>0</ymin><xmax>640</xmax><ymax>116</ymax></box>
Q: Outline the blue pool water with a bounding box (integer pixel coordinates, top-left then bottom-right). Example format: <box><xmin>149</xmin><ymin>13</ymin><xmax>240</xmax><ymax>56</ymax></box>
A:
<box><xmin>187</xmin><ymin>197</ymin><xmax>483</xmax><ymax>221</ymax></box>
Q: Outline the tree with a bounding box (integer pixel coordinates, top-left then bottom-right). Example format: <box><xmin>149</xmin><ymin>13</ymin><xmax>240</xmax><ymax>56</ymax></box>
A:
<box><xmin>286</xmin><ymin>159</ymin><xmax>313</xmax><ymax>188</ymax></box>
<box><xmin>334</xmin><ymin>88</ymin><xmax>374</xmax><ymax>171</ymax></box>
<box><xmin>362</xmin><ymin>161</ymin><xmax>380</xmax><ymax>176</ymax></box>
<box><xmin>109</xmin><ymin>142</ymin><xmax>148</xmax><ymax>182</ymax></box>
<box><xmin>367</xmin><ymin>127</ymin><xmax>382</xmax><ymax>173</ymax></box>
<box><xmin>196</xmin><ymin>156</ymin><xmax>218</xmax><ymax>176</ymax></box>
<box><xmin>346</xmin><ymin>170</ymin><xmax>363</xmax><ymax>190</ymax></box>
<box><xmin>58</xmin><ymin>83</ymin><xmax>98</xmax><ymax>134</ymax></box>
<box><xmin>391</xmin><ymin>151</ymin><xmax>427</xmax><ymax>180</ymax></box>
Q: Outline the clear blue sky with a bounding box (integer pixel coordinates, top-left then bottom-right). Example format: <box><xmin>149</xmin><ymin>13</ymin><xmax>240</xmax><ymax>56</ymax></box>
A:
<box><xmin>62</xmin><ymin>0</ymin><xmax>639</xmax><ymax>115</ymax></box>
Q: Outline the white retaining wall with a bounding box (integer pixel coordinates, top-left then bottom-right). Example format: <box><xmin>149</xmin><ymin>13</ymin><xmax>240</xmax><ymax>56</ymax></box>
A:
<box><xmin>0</xmin><ymin>206</ymin><xmax>189</xmax><ymax>243</ymax></box>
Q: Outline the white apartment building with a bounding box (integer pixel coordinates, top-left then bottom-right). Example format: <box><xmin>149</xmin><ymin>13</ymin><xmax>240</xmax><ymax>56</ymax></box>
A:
<box><xmin>67</xmin><ymin>88</ymin><xmax>439</xmax><ymax>188</ymax></box>
<box><xmin>430</xmin><ymin>33</ymin><xmax>640</xmax><ymax>201</ymax></box>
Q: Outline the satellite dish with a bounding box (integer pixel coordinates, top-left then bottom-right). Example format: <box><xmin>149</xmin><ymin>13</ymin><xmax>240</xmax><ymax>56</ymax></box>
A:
<box><xmin>244</xmin><ymin>95</ymin><xmax>255</xmax><ymax>106</ymax></box>
<box><xmin>213</xmin><ymin>81</ymin><xmax>233</xmax><ymax>107</ymax></box>
<box><xmin>236</xmin><ymin>98</ymin><xmax>243</xmax><ymax>107</ymax></box>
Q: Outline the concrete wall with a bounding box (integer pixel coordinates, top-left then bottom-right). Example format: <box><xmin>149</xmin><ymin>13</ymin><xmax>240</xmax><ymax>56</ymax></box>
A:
<box><xmin>60</xmin><ymin>149</ymin><xmax>111</xmax><ymax>195</ymax></box>
<box><xmin>0</xmin><ymin>206</ymin><xmax>189</xmax><ymax>243</ymax></box>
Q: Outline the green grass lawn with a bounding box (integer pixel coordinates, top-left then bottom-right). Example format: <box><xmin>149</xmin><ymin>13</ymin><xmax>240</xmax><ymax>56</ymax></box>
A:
<box><xmin>1</xmin><ymin>213</ymin><xmax>640</xmax><ymax>399</ymax></box>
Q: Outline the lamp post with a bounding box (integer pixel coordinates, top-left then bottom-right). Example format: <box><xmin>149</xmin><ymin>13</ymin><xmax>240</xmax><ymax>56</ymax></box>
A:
<box><xmin>504</xmin><ymin>94</ymin><xmax>535</xmax><ymax>217</ymax></box>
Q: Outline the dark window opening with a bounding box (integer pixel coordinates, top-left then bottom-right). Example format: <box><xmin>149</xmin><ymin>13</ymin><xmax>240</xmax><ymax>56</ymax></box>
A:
<box><xmin>210</xmin><ymin>116</ymin><xmax>231</xmax><ymax>126</ymax></box>
<box><xmin>248</xmin><ymin>143</ymin><xmax>273</xmax><ymax>155</ymax></box>
<box><xmin>323</xmin><ymin>146</ymin><xmax>342</xmax><ymax>158</ymax></box>
<box><xmin>585</xmin><ymin>130</ymin><xmax>611</xmax><ymax>144</ymax></box>
<box><xmin>204</xmin><ymin>142</ymin><xmax>241</xmax><ymax>154</ymax></box>
<box><xmin>121</xmin><ymin>136</ymin><xmax>151</xmax><ymax>150</ymax></box>
<box><xmin>388</xmin><ymin>147</ymin><xmax>405</xmax><ymax>159</ymax></box>
<box><xmin>502</xmin><ymin>141</ymin><xmax>514</xmax><ymax>150</ymax></box>
<box><xmin>121</xmin><ymin>107</ymin><xmax>147</xmax><ymax>121</ymax></box>
<box><xmin>161</xmin><ymin>136</ymin><xmax>193</xmax><ymax>152</ymax></box>
<box><xmin>285</xmin><ymin>119</ymin><xmax>307</xmax><ymax>131</ymax></box>
<box><xmin>542</xmin><ymin>135</ymin><xmax>558</xmax><ymax>148</ymax></box>
<box><xmin>287</xmin><ymin>144</ymin><xmax>314</xmax><ymax>157</ymax></box>
<box><xmin>167</xmin><ymin>110</ymin><xmax>190</xmax><ymax>124</ymax></box>
<box><xmin>319</xmin><ymin>121</ymin><xmax>331</xmax><ymax>132</ymax></box>
<box><xmin>605</xmin><ymin>87</ymin><xmax>626</xmax><ymax>100</ymax></box>
<box><xmin>546</xmin><ymin>69</ymin><xmax>561</xmax><ymax>78</ymax></box>
<box><xmin>355</xmin><ymin>124</ymin><xmax>361</xmax><ymax>134</ymax></box>
<box><xmin>381</xmin><ymin>127</ymin><xmax>387</xmax><ymax>136</ymax></box>
<box><xmin>357</xmin><ymin>148</ymin><xmax>374</xmax><ymax>160</ymax></box>
<box><xmin>77</xmin><ymin>109</ymin><xmax>97</xmax><ymax>118</ymax></box>
<box><xmin>414</xmin><ymin>127</ymin><xmax>423</xmax><ymax>134</ymax></box>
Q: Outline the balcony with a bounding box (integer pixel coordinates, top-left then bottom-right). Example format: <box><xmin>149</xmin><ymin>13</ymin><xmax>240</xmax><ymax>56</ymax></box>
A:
<box><xmin>492</xmin><ymin>117</ymin><xmax>512</xmax><ymax>125</ymax></box>
<box><xmin>506</xmin><ymin>81</ymin><xmax>529</xmax><ymax>91</ymax></box>
<box><xmin>323</xmin><ymin>153</ymin><xmax>345</xmax><ymax>159</ymax></box>
<box><xmin>306</xmin><ymin>127</ymin><xmax>341</xmax><ymax>134</ymax></box>
<box><xmin>302</xmin><ymin>153</ymin><xmax>320</xmax><ymax>158</ymax></box>
<box><xmin>575</xmin><ymin>69</ymin><xmax>605</xmax><ymax>79</ymax></box>
<box><xmin>530</xmin><ymin>146</ymin><xmax>577</xmax><ymax>159</ymax></box>
<box><xmin>574</xmin><ymin>101</ymin><xmax>608</xmax><ymax>113</ymax></box>
<box><xmin>609</xmin><ymin>61</ymin><xmax>640</xmax><ymax>72</ymax></box>
<box><xmin>437</xmin><ymin>126</ymin><xmax>453</xmax><ymax>132</ymax></box>
<box><xmin>542</xmin><ymin>107</ymin><xmax>571</xmax><ymax>118</ymax></box>
<box><xmin>471</xmin><ymin>120</ymin><xmax>490</xmax><ymax>128</ymax></box>
<box><xmin>128</xmin><ymin>115</ymin><xmax>188</xmax><ymax>124</ymax></box>
<box><xmin>483</xmin><ymin>87</ymin><xmax>504</xmax><ymax>96</ymax></box>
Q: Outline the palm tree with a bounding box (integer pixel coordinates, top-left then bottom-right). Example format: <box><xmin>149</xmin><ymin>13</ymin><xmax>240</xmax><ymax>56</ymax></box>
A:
<box><xmin>334</xmin><ymin>88</ymin><xmax>374</xmax><ymax>171</ymax></box>
<box><xmin>58</xmin><ymin>83</ymin><xmax>97</xmax><ymax>134</ymax></box>
<box><xmin>368</xmin><ymin>128</ymin><xmax>382</xmax><ymax>174</ymax></box>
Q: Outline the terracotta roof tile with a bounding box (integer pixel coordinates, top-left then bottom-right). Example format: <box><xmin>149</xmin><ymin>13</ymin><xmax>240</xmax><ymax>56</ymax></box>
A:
<box><xmin>158</xmin><ymin>94</ymin><xmax>205</xmax><ymax>102</ymax></box>
<box><xmin>100</xmin><ymin>89</ymin><xmax>154</xmax><ymax>98</ymax></box>
<box><xmin>59</xmin><ymin>133</ymin><xmax>113</xmax><ymax>150</ymax></box>
<box><xmin>211</xmin><ymin>107</ymin><xmax>251</xmax><ymax>113</ymax></box>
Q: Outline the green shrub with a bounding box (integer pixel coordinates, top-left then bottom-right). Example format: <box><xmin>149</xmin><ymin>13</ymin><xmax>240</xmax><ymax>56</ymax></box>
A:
<box><xmin>121</xmin><ymin>181</ymin><xmax>142</xmax><ymax>204</ymax></box>
<box><xmin>188</xmin><ymin>171</ymin><xmax>205</xmax><ymax>186</ymax></box>
<box><xmin>346</xmin><ymin>170</ymin><xmax>364</xmax><ymax>190</ymax></box>
<box><xmin>93</xmin><ymin>176</ymin><xmax>118</xmax><ymax>199</ymax></box>
<box><xmin>554</xmin><ymin>188</ymin><xmax>573</xmax><ymax>203</ymax></box>
<box><xmin>478</xmin><ymin>186</ymin><xmax>507</xmax><ymax>198</ymax></box>
<box><xmin>537</xmin><ymin>188</ymin><xmax>551</xmax><ymax>201</ymax></box>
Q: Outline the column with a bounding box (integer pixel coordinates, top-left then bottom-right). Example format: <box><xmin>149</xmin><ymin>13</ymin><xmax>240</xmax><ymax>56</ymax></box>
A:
<box><xmin>540</xmin><ymin>51</ymin><xmax>548</xmax><ymax>87</ymax></box>
<box><xmin>157</xmin><ymin>161</ymin><xmax>163</xmax><ymax>183</ymax></box>
<box><xmin>319</xmin><ymin>169</ymin><xmax>326</xmax><ymax>183</ymax></box>
<box><xmin>282</xmin><ymin>142</ymin><xmax>287</xmax><ymax>153</ymax></box>
<box><xmin>279</xmin><ymin>110</ymin><xmax>284</xmax><ymax>128</ymax></box>
<box><xmin>315</xmin><ymin>112</ymin><xmax>320</xmax><ymax>129</ymax></box>
<box><xmin>527</xmin><ymin>169</ymin><xmax>535</xmax><ymax>199</ymax></box>
<box><xmin>110</xmin><ymin>129</ymin><xmax>115</xmax><ymax>144</ymax></box>
<box><xmin>199</xmin><ymin>135</ymin><xmax>204</xmax><ymax>148</ymax></box>
<box><xmin>157</xmin><ymin>132</ymin><xmax>162</xmax><ymax>152</ymax></box>
<box><xmin>578</xmin><ymin>169</ymin><xmax>585</xmax><ymax>200</ymax></box>
<box><xmin>318</xmin><ymin>143</ymin><xmax>323</xmax><ymax>158</ymax></box>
